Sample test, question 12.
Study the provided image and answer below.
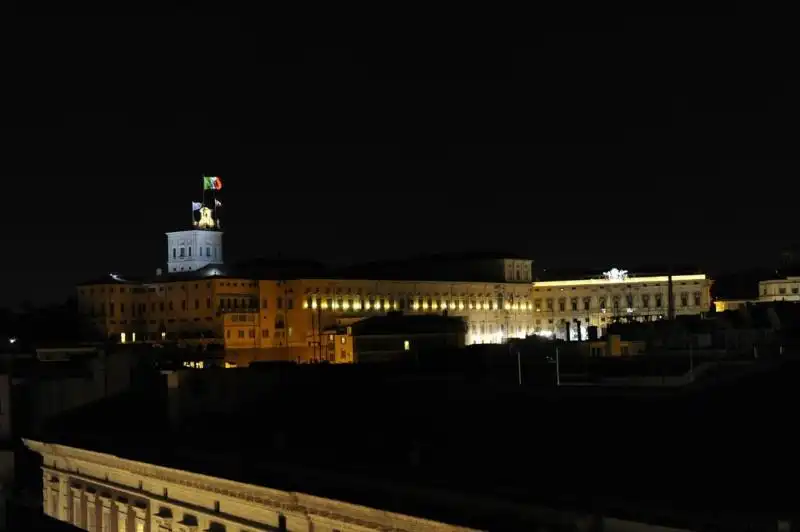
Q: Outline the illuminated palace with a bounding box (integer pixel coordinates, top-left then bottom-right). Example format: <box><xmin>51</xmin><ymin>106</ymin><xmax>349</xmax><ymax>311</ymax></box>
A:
<box><xmin>76</xmin><ymin>199</ymin><xmax>713</xmax><ymax>357</ymax></box>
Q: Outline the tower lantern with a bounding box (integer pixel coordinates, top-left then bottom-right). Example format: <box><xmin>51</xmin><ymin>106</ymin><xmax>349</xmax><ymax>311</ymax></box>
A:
<box><xmin>165</xmin><ymin>175</ymin><xmax>225</xmax><ymax>273</ymax></box>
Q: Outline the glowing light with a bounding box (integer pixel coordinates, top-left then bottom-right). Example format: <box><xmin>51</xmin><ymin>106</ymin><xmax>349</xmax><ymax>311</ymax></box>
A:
<box><xmin>109</xmin><ymin>273</ymin><xmax>125</xmax><ymax>282</ymax></box>
<box><xmin>536</xmin><ymin>330</ymin><xmax>553</xmax><ymax>338</ymax></box>
<box><xmin>343</xmin><ymin>300</ymin><xmax>350</xmax><ymax>310</ymax></box>
<box><xmin>312</xmin><ymin>300</ymin><xmax>318</xmax><ymax>310</ymax></box>
<box><xmin>483</xmin><ymin>302</ymin><xmax>489</xmax><ymax>310</ymax></box>
<box><xmin>161</xmin><ymin>332</ymin><xmax>166</xmax><ymax>340</ymax></box>
<box><xmin>321</xmin><ymin>300</ymin><xmax>329</xmax><ymax>310</ymax></box>
<box><xmin>364</xmin><ymin>301</ymin><xmax>371</xmax><ymax>310</ymax></box>
<box><xmin>392</xmin><ymin>301</ymin><xmax>398</xmax><ymax>310</ymax></box>
<box><xmin>120</xmin><ymin>332</ymin><xmax>127</xmax><ymax>344</ymax></box>
<box><xmin>8</xmin><ymin>337</ymin><xmax>17</xmax><ymax>344</ymax></box>
<box><xmin>303</xmin><ymin>301</ymin><xmax>309</xmax><ymax>309</ymax></box>
<box><xmin>441</xmin><ymin>301</ymin><xmax>447</xmax><ymax>310</ymax></box>
<box><xmin>131</xmin><ymin>332</ymin><xmax>136</xmax><ymax>343</ymax></box>
<box><xmin>458</xmin><ymin>302</ymin><xmax>465</xmax><ymax>310</ymax></box>
<box><xmin>422</xmin><ymin>301</ymin><xmax>429</xmax><ymax>310</ymax></box>
<box><xmin>413</xmin><ymin>301</ymin><xmax>420</xmax><ymax>310</ymax></box>
<box><xmin>504</xmin><ymin>302</ymin><xmax>511</xmax><ymax>310</ymax></box>
<box><xmin>431</xmin><ymin>301</ymin><xmax>438</xmax><ymax>310</ymax></box>
<box><xmin>626</xmin><ymin>307</ymin><xmax>633</xmax><ymax>313</ymax></box>
<box><xmin>404</xmin><ymin>340</ymin><xmax>410</xmax><ymax>351</ymax></box>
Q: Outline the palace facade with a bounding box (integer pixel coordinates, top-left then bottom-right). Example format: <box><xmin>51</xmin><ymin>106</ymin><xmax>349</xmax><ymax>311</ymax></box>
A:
<box><xmin>76</xmin><ymin>225</ymin><xmax>713</xmax><ymax>355</ymax></box>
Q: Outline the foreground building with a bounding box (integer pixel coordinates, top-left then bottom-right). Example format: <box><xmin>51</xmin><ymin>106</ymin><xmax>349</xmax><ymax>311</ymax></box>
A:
<box><xmin>26</xmin><ymin>439</ymin><xmax>478</xmax><ymax>532</ymax></box>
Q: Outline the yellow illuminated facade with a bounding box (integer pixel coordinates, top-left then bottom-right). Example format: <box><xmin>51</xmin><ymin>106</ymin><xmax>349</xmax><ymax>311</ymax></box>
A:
<box><xmin>532</xmin><ymin>273</ymin><xmax>713</xmax><ymax>339</ymax></box>
<box><xmin>77</xmin><ymin>270</ymin><xmax>538</xmax><ymax>350</ymax></box>
<box><xmin>78</xmin><ymin>270</ymin><xmax>713</xmax><ymax>350</ymax></box>
<box><xmin>75</xmin><ymin>226</ymin><xmax>713</xmax><ymax>351</ymax></box>
<box><xmin>758</xmin><ymin>277</ymin><xmax>800</xmax><ymax>302</ymax></box>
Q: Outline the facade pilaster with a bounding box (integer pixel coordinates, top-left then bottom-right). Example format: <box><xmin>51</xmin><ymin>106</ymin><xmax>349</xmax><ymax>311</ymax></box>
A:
<box><xmin>86</xmin><ymin>491</ymin><xmax>98</xmax><ymax>532</ymax></box>
<box><xmin>100</xmin><ymin>494</ymin><xmax>113</xmax><ymax>532</ymax></box>
<box><xmin>41</xmin><ymin>471</ymin><xmax>49</xmax><ymax>516</ymax></box>
<box><xmin>70</xmin><ymin>485</ymin><xmax>84</xmax><ymax>528</ymax></box>
<box><xmin>116</xmin><ymin>498</ymin><xmax>130</xmax><ymax>532</ymax></box>
<box><xmin>58</xmin><ymin>474</ymin><xmax>70</xmax><ymax>522</ymax></box>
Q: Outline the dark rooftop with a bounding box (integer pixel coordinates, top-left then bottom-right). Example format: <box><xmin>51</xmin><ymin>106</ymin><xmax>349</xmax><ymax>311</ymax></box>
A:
<box><xmin>35</xmin><ymin>358</ymin><xmax>800</xmax><ymax>530</ymax></box>
<box><xmin>350</xmin><ymin>313</ymin><xmax>466</xmax><ymax>336</ymax></box>
<box><xmin>79</xmin><ymin>253</ymin><xmax>534</xmax><ymax>287</ymax></box>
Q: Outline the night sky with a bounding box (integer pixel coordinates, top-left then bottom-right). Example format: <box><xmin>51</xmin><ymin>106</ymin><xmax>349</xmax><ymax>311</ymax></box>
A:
<box><xmin>1</xmin><ymin>14</ymin><xmax>795</xmax><ymax>306</ymax></box>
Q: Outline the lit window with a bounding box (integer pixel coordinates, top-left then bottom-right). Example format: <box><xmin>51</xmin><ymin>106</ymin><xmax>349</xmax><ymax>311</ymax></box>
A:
<box><xmin>404</xmin><ymin>340</ymin><xmax>410</xmax><ymax>351</ymax></box>
<box><xmin>120</xmin><ymin>332</ymin><xmax>126</xmax><ymax>344</ymax></box>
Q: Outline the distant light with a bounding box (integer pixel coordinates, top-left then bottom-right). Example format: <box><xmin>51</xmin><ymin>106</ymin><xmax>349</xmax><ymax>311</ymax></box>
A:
<box><xmin>8</xmin><ymin>337</ymin><xmax>17</xmax><ymax>344</ymax></box>
<box><xmin>109</xmin><ymin>273</ymin><xmax>125</xmax><ymax>282</ymax></box>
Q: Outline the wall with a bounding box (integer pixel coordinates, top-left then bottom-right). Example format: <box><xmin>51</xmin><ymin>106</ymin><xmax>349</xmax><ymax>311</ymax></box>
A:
<box><xmin>166</xmin><ymin>229</ymin><xmax>223</xmax><ymax>273</ymax></box>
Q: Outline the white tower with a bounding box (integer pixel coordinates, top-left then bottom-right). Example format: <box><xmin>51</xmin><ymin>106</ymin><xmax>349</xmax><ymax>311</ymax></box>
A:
<box><xmin>165</xmin><ymin>228</ymin><xmax>223</xmax><ymax>273</ymax></box>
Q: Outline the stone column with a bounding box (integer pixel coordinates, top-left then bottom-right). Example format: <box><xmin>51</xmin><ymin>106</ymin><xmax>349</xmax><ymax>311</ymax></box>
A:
<box><xmin>70</xmin><ymin>485</ymin><xmax>83</xmax><ymax>529</ymax></box>
<box><xmin>115</xmin><ymin>498</ymin><xmax>129</xmax><ymax>532</ymax></box>
<box><xmin>58</xmin><ymin>475</ymin><xmax>70</xmax><ymax>522</ymax></box>
<box><xmin>132</xmin><ymin>505</ymin><xmax>147</xmax><ymax>532</ymax></box>
<box><xmin>86</xmin><ymin>491</ymin><xmax>98</xmax><ymax>532</ymax></box>
<box><xmin>100</xmin><ymin>494</ymin><xmax>113</xmax><ymax>532</ymax></box>
<box><xmin>48</xmin><ymin>478</ymin><xmax>60</xmax><ymax>520</ymax></box>
<box><xmin>41</xmin><ymin>471</ymin><xmax>48</xmax><ymax>516</ymax></box>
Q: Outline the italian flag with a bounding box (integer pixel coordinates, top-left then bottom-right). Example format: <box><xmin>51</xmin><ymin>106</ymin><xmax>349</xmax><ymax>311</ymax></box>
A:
<box><xmin>203</xmin><ymin>176</ymin><xmax>222</xmax><ymax>190</ymax></box>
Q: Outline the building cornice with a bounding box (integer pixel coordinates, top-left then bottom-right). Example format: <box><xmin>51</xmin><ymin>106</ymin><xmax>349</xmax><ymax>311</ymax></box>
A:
<box><xmin>24</xmin><ymin>439</ymin><xmax>478</xmax><ymax>532</ymax></box>
<box><xmin>534</xmin><ymin>274</ymin><xmax>707</xmax><ymax>288</ymax></box>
